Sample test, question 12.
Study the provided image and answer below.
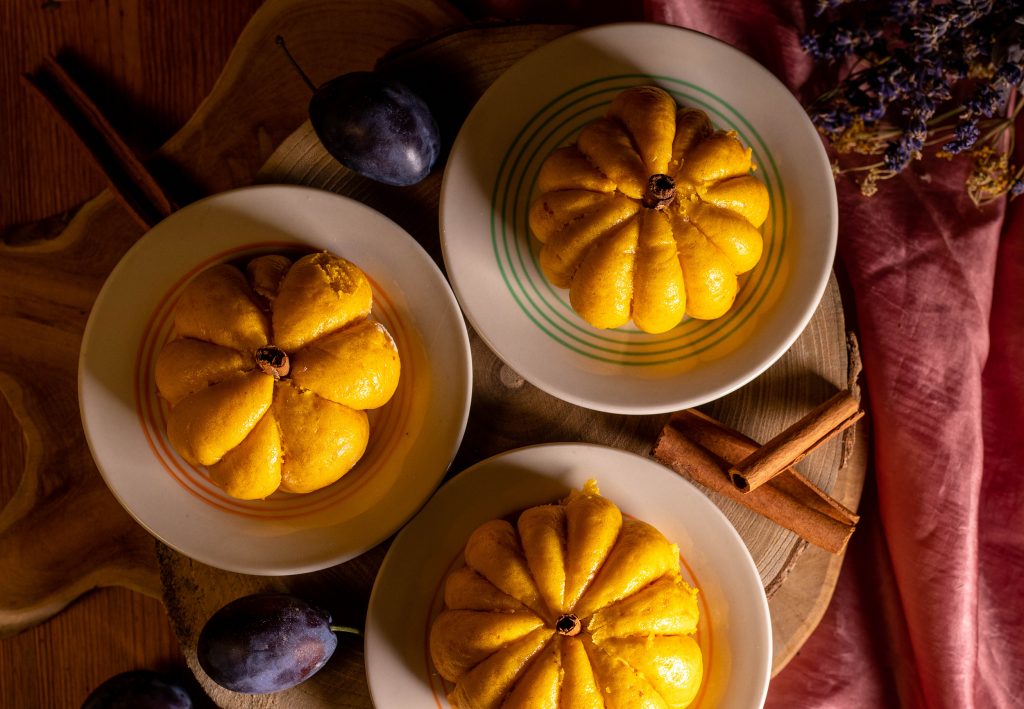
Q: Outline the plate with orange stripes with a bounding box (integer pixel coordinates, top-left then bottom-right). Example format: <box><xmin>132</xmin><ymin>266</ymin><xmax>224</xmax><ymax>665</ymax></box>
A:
<box><xmin>79</xmin><ymin>185</ymin><xmax>472</xmax><ymax>575</ymax></box>
<box><xmin>365</xmin><ymin>443</ymin><xmax>771</xmax><ymax>709</ymax></box>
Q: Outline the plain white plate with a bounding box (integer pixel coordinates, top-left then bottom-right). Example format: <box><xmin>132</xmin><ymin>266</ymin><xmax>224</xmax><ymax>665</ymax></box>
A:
<box><xmin>78</xmin><ymin>185</ymin><xmax>472</xmax><ymax>575</ymax></box>
<box><xmin>365</xmin><ymin>443</ymin><xmax>772</xmax><ymax>709</ymax></box>
<box><xmin>440</xmin><ymin>22</ymin><xmax>837</xmax><ymax>415</ymax></box>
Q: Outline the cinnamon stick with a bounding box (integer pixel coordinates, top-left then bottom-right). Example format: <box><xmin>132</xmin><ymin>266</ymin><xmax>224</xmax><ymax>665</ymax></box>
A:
<box><xmin>24</xmin><ymin>57</ymin><xmax>176</xmax><ymax>229</ymax></box>
<box><xmin>652</xmin><ymin>409</ymin><xmax>858</xmax><ymax>554</ymax></box>
<box><xmin>729</xmin><ymin>391</ymin><xmax>863</xmax><ymax>493</ymax></box>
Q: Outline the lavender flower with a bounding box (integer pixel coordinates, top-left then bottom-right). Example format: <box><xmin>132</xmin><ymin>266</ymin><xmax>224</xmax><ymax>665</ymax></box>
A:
<box><xmin>888</xmin><ymin>0</ymin><xmax>930</xmax><ymax>24</ymax></box>
<box><xmin>883</xmin><ymin>138</ymin><xmax>914</xmax><ymax>172</ymax></box>
<box><xmin>802</xmin><ymin>0</ymin><xmax>1024</xmax><ymax>205</ymax></box>
<box><xmin>814</xmin><ymin>0</ymin><xmax>863</xmax><ymax>17</ymax></box>
<box><xmin>907</xmin><ymin>116</ymin><xmax>928</xmax><ymax>141</ymax></box>
<box><xmin>801</xmin><ymin>24</ymin><xmax>883</xmax><ymax>61</ymax></box>
<box><xmin>941</xmin><ymin>121</ymin><xmax>981</xmax><ymax>154</ymax></box>
<box><xmin>962</xmin><ymin>83</ymin><xmax>1003</xmax><ymax>119</ymax></box>
<box><xmin>995</xmin><ymin>62</ymin><xmax>1023</xmax><ymax>87</ymax></box>
<box><xmin>911</xmin><ymin>7</ymin><xmax>956</xmax><ymax>48</ymax></box>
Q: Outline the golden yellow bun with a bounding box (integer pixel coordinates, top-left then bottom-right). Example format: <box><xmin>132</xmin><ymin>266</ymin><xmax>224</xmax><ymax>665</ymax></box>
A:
<box><xmin>429</xmin><ymin>481</ymin><xmax>703</xmax><ymax>709</ymax></box>
<box><xmin>155</xmin><ymin>252</ymin><xmax>398</xmax><ymax>500</ymax></box>
<box><xmin>529</xmin><ymin>85</ymin><xmax>769</xmax><ymax>333</ymax></box>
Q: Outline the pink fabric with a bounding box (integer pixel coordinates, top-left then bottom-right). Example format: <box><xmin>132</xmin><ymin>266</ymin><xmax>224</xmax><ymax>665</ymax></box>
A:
<box><xmin>459</xmin><ymin>0</ymin><xmax>1024</xmax><ymax>705</ymax></box>
<box><xmin>647</xmin><ymin>4</ymin><xmax>1024</xmax><ymax>704</ymax></box>
<box><xmin>646</xmin><ymin>2</ymin><xmax>1024</xmax><ymax>706</ymax></box>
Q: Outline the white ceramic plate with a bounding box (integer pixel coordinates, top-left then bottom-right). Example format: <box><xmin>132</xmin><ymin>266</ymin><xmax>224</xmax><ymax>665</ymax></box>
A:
<box><xmin>78</xmin><ymin>185</ymin><xmax>472</xmax><ymax>575</ymax></box>
<box><xmin>440</xmin><ymin>22</ymin><xmax>837</xmax><ymax>415</ymax></box>
<box><xmin>365</xmin><ymin>443</ymin><xmax>771</xmax><ymax>709</ymax></box>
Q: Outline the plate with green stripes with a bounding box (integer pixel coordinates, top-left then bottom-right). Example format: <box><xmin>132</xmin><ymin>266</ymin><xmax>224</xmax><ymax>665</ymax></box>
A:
<box><xmin>440</xmin><ymin>22</ymin><xmax>837</xmax><ymax>415</ymax></box>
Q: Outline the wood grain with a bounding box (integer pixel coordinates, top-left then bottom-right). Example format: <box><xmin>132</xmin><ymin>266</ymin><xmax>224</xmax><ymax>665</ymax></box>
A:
<box><xmin>0</xmin><ymin>583</ymin><xmax>196</xmax><ymax>708</ymax></box>
<box><xmin>24</xmin><ymin>56</ymin><xmax>179</xmax><ymax>229</ymax></box>
<box><xmin>0</xmin><ymin>3</ymin><xmax>267</xmax><ymax>703</ymax></box>
<box><xmin>0</xmin><ymin>190</ymin><xmax>163</xmax><ymax>638</ymax></box>
<box><xmin>0</xmin><ymin>0</ymin><xmax>264</xmax><ymax>231</ymax></box>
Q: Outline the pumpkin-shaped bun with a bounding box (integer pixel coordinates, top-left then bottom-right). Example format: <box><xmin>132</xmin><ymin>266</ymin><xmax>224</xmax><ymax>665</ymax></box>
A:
<box><xmin>429</xmin><ymin>481</ymin><xmax>703</xmax><ymax>709</ymax></box>
<box><xmin>529</xmin><ymin>85</ymin><xmax>769</xmax><ymax>333</ymax></box>
<box><xmin>155</xmin><ymin>252</ymin><xmax>400</xmax><ymax>500</ymax></box>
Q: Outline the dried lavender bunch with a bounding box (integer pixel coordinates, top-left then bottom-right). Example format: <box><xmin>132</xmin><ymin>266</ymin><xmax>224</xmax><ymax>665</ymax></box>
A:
<box><xmin>802</xmin><ymin>0</ymin><xmax>1024</xmax><ymax>206</ymax></box>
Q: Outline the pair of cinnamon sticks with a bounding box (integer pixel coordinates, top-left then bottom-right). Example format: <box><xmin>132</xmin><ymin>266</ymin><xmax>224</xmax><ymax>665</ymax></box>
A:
<box><xmin>652</xmin><ymin>391</ymin><xmax>863</xmax><ymax>554</ymax></box>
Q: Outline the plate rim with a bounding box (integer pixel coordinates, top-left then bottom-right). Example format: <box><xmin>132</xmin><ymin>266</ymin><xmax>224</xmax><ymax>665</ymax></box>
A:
<box><xmin>439</xmin><ymin>21</ymin><xmax>837</xmax><ymax>416</ymax></box>
<box><xmin>364</xmin><ymin>441</ymin><xmax>772</xmax><ymax>709</ymax></box>
<box><xmin>78</xmin><ymin>183</ymin><xmax>474</xmax><ymax>575</ymax></box>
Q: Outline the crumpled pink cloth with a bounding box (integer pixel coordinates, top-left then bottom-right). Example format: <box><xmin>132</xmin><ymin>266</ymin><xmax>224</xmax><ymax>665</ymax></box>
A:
<box><xmin>764</xmin><ymin>125</ymin><xmax>1024</xmax><ymax>703</ymax></box>
<box><xmin>460</xmin><ymin>0</ymin><xmax>1024</xmax><ymax>705</ymax></box>
<box><xmin>647</xmin><ymin>2</ymin><xmax>1024</xmax><ymax>707</ymax></box>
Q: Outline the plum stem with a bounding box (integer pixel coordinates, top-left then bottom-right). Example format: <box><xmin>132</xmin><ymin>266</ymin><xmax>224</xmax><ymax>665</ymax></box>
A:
<box><xmin>255</xmin><ymin>345</ymin><xmax>290</xmax><ymax>380</ymax></box>
<box><xmin>642</xmin><ymin>174</ymin><xmax>676</xmax><ymax>210</ymax></box>
<box><xmin>555</xmin><ymin>614</ymin><xmax>582</xmax><ymax>636</ymax></box>
<box><xmin>329</xmin><ymin>625</ymin><xmax>363</xmax><ymax>636</ymax></box>
<box><xmin>276</xmin><ymin>35</ymin><xmax>316</xmax><ymax>93</ymax></box>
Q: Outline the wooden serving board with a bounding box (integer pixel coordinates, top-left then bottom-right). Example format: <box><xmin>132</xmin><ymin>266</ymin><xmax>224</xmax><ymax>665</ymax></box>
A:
<box><xmin>0</xmin><ymin>0</ymin><xmax>867</xmax><ymax>704</ymax></box>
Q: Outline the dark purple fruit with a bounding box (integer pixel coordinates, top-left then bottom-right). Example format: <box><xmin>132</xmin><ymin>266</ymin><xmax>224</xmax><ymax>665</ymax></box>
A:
<box><xmin>197</xmin><ymin>594</ymin><xmax>339</xmax><ymax>694</ymax></box>
<box><xmin>310</xmin><ymin>72</ymin><xmax>440</xmax><ymax>186</ymax></box>
<box><xmin>81</xmin><ymin>670</ymin><xmax>193</xmax><ymax>709</ymax></box>
<box><xmin>277</xmin><ymin>36</ymin><xmax>440</xmax><ymax>186</ymax></box>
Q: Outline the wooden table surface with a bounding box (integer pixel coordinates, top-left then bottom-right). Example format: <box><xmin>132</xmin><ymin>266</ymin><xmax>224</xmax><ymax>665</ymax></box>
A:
<box><xmin>0</xmin><ymin>2</ymin><xmax>857</xmax><ymax>707</ymax></box>
<box><xmin>0</xmin><ymin>2</ymin><xmax>261</xmax><ymax>706</ymax></box>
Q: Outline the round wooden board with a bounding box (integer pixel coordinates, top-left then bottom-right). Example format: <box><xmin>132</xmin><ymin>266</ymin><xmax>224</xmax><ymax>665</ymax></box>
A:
<box><xmin>158</xmin><ymin>23</ymin><xmax>867</xmax><ymax>706</ymax></box>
